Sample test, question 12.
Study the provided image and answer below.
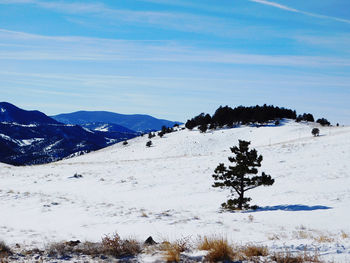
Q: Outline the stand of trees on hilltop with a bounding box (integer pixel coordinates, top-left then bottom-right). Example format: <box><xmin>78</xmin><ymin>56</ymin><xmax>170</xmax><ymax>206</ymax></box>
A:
<box><xmin>185</xmin><ymin>105</ymin><xmax>299</xmax><ymax>130</ymax></box>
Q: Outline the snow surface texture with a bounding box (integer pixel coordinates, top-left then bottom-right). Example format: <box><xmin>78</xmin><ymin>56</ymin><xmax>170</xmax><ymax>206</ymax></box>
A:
<box><xmin>1</xmin><ymin>120</ymin><xmax>350</xmax><ymax>262</ymax></box>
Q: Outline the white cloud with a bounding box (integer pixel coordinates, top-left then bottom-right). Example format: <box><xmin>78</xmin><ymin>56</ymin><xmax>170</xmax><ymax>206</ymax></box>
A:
<box><xmin>249</xmin><ymin>0</ymin><xmax>298</xmax><ymax>12</ymax></box>
<box><xmin>249</xmin><ymin>0</ymin><xmax>350</xmax><ymax>24</ymax></box>
<box><xmin>0</xmin><ymin>0</ymin><xmax>236</xmax><ymax>36</ymax></box>
<box><xmin>0</xmin><ymin>28</ymin><xmax>349</xmax><ymax>68</ymax></box>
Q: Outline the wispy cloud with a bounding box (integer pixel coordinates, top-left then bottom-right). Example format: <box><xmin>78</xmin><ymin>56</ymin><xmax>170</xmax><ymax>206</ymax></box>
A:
<box><xmin>0</xmin><ymin>0</ymin><xmax>238</xmax><ymax>36</ymax></box>
<box><xmin>249</xmin><ymin>0</ymin><xmax>350</xmax><ymax>24</ymax></box>
<box><xmin>1</xmin><ymin>28</ymin><xmax>349</xmax><ymax>68</ymax></box>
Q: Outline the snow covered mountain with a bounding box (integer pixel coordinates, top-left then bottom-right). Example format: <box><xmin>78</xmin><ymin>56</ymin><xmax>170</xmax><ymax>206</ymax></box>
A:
<box><xmin>0</xmin><ymin>120</ymin><xmax>349</xmax><ymax>262</ymax></box>
<box><xmin>51</xmin><ymin>110</ymin><xmax>182</xmax><ymax>132</ymax></box>
<box><xmin>0</xmin><ymin>102</ymin><xmax>59</xmax><ymax>125</ymax></box>
<box><xmin>81</xmin><ymin>122</ymin><xmax>136</xmax><ymax>134</ymax></box>
<box><xmin>0</xmin><ymin>102</ymin><xmax>137</xmax><ymax>165</ymax></box>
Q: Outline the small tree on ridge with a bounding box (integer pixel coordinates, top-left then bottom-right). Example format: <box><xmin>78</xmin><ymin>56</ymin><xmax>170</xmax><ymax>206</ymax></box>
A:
<box><xmin>212</xmin><ymin>140</ymin><xmax>274</xmax><ymax>210</ymax></box>
<box><xmin>312</xmin><ymin>128</ymin><xmax>320</xmax><ymax>137</ymax></box>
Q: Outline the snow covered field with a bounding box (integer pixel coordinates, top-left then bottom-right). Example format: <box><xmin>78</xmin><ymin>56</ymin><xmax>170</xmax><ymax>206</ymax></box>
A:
<box><xmin>1</xmin><ymin>120</ymin><xmax>350</xmax><ymax>262</ymax></box>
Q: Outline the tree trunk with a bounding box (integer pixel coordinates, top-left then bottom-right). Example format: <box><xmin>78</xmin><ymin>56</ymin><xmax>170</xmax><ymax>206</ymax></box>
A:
<box><xmin>239</xmin><ymin>174</ymin><xmax>244</xmax><ymax>209</ymax></box>
<box><xmin>238</xmin><ymin>192</ymin><xmax>244</xmax><ymax>210</ymax></box>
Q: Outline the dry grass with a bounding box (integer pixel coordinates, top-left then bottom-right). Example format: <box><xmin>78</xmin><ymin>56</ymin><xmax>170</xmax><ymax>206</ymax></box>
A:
<box><xmin>47</xmin><ymin>242</ymin><xmax>75</xmax><ymax>257</ymax></box>
<box><xmin>46</xmin><ymin>240</ymin><xmax>104</xmax><ymax>258</ymax></box>
<box><xmin>161</xmin><ymin>242</ymin><xmax>181</xmax><ymax>262</ymax></box>
<box><xmin>242</xmin><ymin>245</ymin><xmax>269</xmax><ymax>258</ymax></box>
<box><xmin>341</xmin><ymin>231</ymin><xmax>349</xmax><ymax>239</ymax></box>
<box><xmin>46</xmin><ymin>233</ymin><xmax>141</xmax><ymax>259</ymax></box>
<box><xmin>268</xmin><ymin>234</ymin><xmax>281</xmax><ymax>240</ymax></box>
<box><xmin>140</xmin><ymin>211</ymin><xmax>148</xmax><ymax>217</ymax></box>
<box><xmin>160</xmin><ymin>237</ymin><xmax>191</xmax><ymax>262</ymax></box>
<box><xmin>198</xmin><ymin>236</ymin><xmax>235</xmax><ymax>262</ymax></box>
<box><xmin>248</xmin><ymin>214</ymin><xmax>254</xmax><ymax>222</ymax></box>
<box><xmin>271</xmin><ymin>250</ymin><xmax>323</xmax><ymax>263</ymax></box>
<box><xmin>293</xmin><ymin>230</ymin><xmax>311</xmax><ymax>240</ymax></box>
<box><xmin>0</xmin><ymin>241</ymin><xmax>12</xmax><ymax>258</ymax></box>
<box><xmin>314</xmin><ymin>235</ymin><xmax>334</xmax><ymax>243</ymax></box>
<box><xmin>76</xmin><ymin>241</ymin><xmax>103</xmax><ymax>256</ymax></box>
<box><xmin>101</xmin><ymin>233</ymin><xmax>141</xmax><ymax>258</ymax></box>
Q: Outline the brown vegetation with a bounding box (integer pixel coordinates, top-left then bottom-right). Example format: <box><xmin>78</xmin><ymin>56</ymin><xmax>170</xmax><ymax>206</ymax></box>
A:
<box><xmin>0</xmin><ymin>241</ymin><xmax>12</xmax><ymax>258</ymax></box>
<box><xmin>242</xmin><ymin>245</ymin><xmax>269</xmax><ymax>258</ymax></box>
<box><xmin>271</xmin><ymin>250</ymin><xmax>322</xmax><ymax>263</ymax></box>
<box><xmin>198</xmin><ymin>236</ymin><xmax>235</xmax><ymax>262</ymax></box>
<box><xmin>160</xmin><ymin>237</ymin><xmax>191</xmax><ymax>262</ymax></box>
<box><xmin>101</xmin><ymin>233</ymin><xmax>141</xmax><ymax>257</ymax></box>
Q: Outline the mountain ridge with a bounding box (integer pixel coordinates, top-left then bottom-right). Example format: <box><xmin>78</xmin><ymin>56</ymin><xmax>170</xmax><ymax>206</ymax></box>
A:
<box><xmin>51</xmin><ymin>110</ymin><xmax>182</xmax><ymax>132</ymax></box>
<box><xmin>0</xmin><ymin>103</ymin><xmax>137</xmax><ymax>165</ymax></box>
<box><xmin>0</xmin><ymin>102</ymin><xmax>60</xmax><ymax>125</ymax></box>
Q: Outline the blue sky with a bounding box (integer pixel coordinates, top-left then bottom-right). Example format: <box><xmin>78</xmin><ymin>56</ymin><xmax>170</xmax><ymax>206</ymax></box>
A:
<box><xmin>0</xmin><ymin>0</ymin><xmax>349</xmax><ymax>123</ymax></box>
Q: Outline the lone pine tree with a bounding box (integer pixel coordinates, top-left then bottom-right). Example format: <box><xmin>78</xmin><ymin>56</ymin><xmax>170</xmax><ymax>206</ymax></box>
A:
<box><xmin>311</xmin><ymin>128</ymin><xmax>320</xmax><ymax>137</ymax></box>
<box><xmin>212</xmin><ymin>140</ymin><xmax>274</xmax><ymax>210</ymax></box>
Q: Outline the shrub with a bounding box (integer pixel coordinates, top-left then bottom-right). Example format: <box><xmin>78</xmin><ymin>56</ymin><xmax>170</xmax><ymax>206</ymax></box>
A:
<box><xmin>312</xmin><ymin>128</ymin><xmax>320</xmax><ymax>137</ymax></box>
<box><xmin>0</xmin><ymin>241</ymin><xmax>12</xmax><ymax>258</ymax></box>
<box><xmin>316</xmin><ymin>118</ymin><xmax>330</xmax><ymax>126</ymax></box>
<box><xmin>77</xmin><ymin>241</ymin><xmax>103</xmax><ymax>256</ymax></box>
<box><xmin>47</xmin><ymin>242</ymin><xmax>74</xmax><ymax>257</ymax></box>
<box><xmin>101</xmin><ymin>233</ymin><xmax>141</xmax><ymax>258</ymax></box>
<box><xmin>146</xmin><ymin>140</ymin><xmax>152</xmax><ymax>147</ymax></box>
<box><xmin>296</xmin><ymin>113</ymin><xmax>314</xmax><ymax>122</ymax></box>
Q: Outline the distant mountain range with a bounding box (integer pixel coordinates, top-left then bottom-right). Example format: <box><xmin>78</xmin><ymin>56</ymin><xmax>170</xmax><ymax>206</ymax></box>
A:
<box><xmin>51</xmin><ymin>111</ymin><xmax>182</xmax><ymax>132</ymax></box>
<box><xmin>0</xmin><ymin>102</ymin><xmax>59</xmax><ymax>125</ymax></box>
<box><xmin>0</xmin><ymin>102</ymin><xmax>181</xmax><ymax>165</ymax></box>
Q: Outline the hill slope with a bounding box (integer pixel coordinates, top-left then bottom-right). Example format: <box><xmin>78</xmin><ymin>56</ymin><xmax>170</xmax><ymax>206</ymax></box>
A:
<box><xmin>51</xmin><ymin>111</ymin><xmax>182</xmax><ymax>132</ymax></box>
<box><xmin>0</xmin><ymin>120</ymin><xmax>349</xmax><ymax>261</ymax></box>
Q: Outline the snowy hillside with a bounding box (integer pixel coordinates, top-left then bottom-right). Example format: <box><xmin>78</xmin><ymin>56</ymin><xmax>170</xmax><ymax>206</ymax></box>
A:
<box><xmin>1</xmin><ymin>120</ymin><xmax>350</xmax><ymax>262</ymax></box>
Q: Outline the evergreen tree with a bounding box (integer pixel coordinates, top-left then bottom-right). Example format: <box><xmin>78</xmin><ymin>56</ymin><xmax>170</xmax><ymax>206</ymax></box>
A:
<box><xmin>212</xmin><ymin>140</ymin><xmax>274</xmax><ymax>210</ymax></box>
<box><xmin>146</xmin><ymin>140</ymin><xmax>152</xmax><ymax>147</ymax></box>
<box><xmin>186</xmin><ymin>105</ymin><xmax>298</xmax><ymax>130</ymax></box>
<box><xmin>161</xmin><ymin>126</ymin><xmax>167</xmax><ymax>133</ymax></box>
<box><xmin>316</xmin><ymin>118</ymin><xmax>330</xmax><ymax>126</ymax></box>
<box><xmin>312</xmin><ymin>128</ymin><xmax>320</xmax><ymax>137</ymax></box>
<box><xmin>198</xmin><ymin>124</ymin><xmax>208</xmax><ymax>133</ymax></box>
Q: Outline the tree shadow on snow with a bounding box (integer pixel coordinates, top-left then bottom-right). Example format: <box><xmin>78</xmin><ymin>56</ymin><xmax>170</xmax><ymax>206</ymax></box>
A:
<box><xmin>248</xmin><ymin>204</ymin><xmax>332</xmax><ymax>213</ymax></box>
